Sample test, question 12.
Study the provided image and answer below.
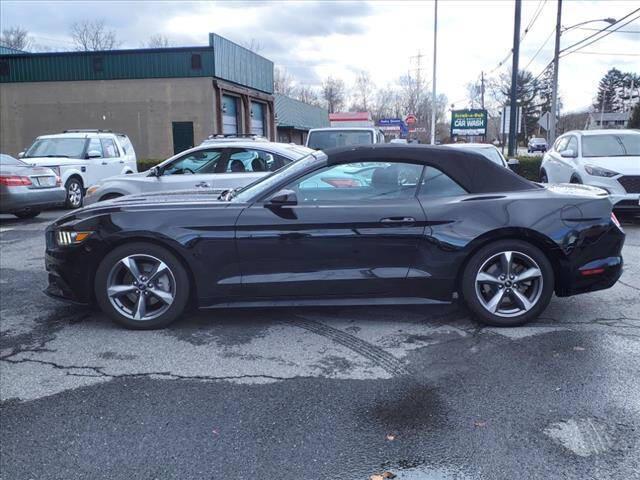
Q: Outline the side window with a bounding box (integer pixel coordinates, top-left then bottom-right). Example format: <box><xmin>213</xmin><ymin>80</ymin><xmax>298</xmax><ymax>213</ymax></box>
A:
<box><xmin>117</xmin><ymin>135</ymin><xmax>133</xmax><ymax>155</ymax></box>
<box><xmin>554</xmin><ymin>137</ymin><xmax>568</xmax><ymax>152</ymax></box>
<box><xmin>163</xmin><ymin>149</ymin><xmax>222</xmax><ymax>175</ymax></box>
<box><xmin>86</xmin><ymin>138</ymin><xmax>103</xmax><ymax>158</ymax></box>
<box><xmin>282</xmin><ymin>162</ymin><xmax>424</xmax><ymax>204</ymax></box>
<box><xmin>566</xmin><ymin>136</ymin><xmax>578</xmax><ymax>154</ymax></box>
<box><xmin>226</xmin><ymin>149</ymin><xmax>280</xmax><ymax>173</ymax></box>
<box><xmin>418</xmin><ymin>166</ymin><xmax>467</xmax><ymax>198</ymax></box>
<box><xmin>101</xmin><ymin>138</ymin><xmax>119</xmax><ymax>158</ymax></box>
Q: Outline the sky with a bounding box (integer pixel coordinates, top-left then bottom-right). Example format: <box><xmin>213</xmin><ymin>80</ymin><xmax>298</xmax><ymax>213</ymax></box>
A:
<box><xmin>2</xmin><ymin>0</ymin><xmax>639</xmax><ymax>113</ymax></box>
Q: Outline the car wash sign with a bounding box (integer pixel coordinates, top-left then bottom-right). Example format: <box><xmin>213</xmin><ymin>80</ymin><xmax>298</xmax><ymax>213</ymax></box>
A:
<box><xmin>451</xmin><ymin>109</ymin><xmax>488</xmax><ymax>136</ymax></box>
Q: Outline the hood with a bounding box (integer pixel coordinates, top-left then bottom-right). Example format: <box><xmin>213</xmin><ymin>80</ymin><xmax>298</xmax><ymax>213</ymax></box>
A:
<box><xmin>581</xmin><ymin>156</ymin><xmax>640</xmax><ymax>175</ymax></box>
<box><xmin>545</xmin><ymin>183</ymin><xmax>609</xmax><ymax>198</ymax></box>
<box><xmin>23</xmin><ymin>156</ymin><xmax>86</xmax><ymax>167</ymax></box>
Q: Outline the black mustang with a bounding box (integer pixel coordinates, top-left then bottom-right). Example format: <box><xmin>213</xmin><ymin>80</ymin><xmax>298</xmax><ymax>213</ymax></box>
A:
<box><xmin>45</xmin><ymin>145</ymin><xmax>625</xmax><ymax>329</ymax></box>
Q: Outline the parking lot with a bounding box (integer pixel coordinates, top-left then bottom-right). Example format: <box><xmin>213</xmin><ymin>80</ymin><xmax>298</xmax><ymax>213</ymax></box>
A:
<box><xmin>0</xmin><ymin>209</ymin><xmax>637</xmax><ymax>478</ymax></box>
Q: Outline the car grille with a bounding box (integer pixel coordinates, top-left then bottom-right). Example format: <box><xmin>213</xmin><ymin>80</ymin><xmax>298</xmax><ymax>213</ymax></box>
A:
<box><xmin>618</xmin><ymin>176</ymin><xmax>640</xmax><ymax>193</ymax></box>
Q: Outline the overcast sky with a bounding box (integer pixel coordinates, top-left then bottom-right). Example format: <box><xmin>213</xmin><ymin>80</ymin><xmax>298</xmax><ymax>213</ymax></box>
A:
<box><xmin>2</xmin><ymin>0</ymin><xmax>638</xmax><ymax>112</ymax></box>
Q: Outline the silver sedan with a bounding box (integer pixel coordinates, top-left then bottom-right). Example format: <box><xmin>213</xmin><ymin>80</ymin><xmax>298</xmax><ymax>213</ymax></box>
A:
<box><xmin>0</xmin><ymin>154</ymin><xmax>66</xmax><ymax>218</ymax></box>
<box><xmin>85</xmin><ymin>142</ymin><xmax>314</xmax><ymax>205</ymax></box>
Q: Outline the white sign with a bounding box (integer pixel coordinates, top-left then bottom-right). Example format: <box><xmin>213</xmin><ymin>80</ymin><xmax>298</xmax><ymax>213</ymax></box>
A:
<box><xmin>500</xmin><ymin>106</ymin><xmax>522</xmax><ymax>135</ymax></box>
<box><xmin>538</xmin><ymin>111</ymin><xmax>550</xmax><ymax>131</ymax></box>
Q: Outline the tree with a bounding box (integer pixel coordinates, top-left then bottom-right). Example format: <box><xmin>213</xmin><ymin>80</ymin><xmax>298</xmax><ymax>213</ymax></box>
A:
<box><xmin>629</xmin><ymin>103</ymin><xmax>640</xmax><ymax>129</ymax></box>
<box><xmin>273</xmin><ymin>66</ymin><xmax>295</xmax><ymax>96</ymax></box>
<box><xmin>1</xmin><ymin>26</ymin><xmax>30</xmax><ymax>51</ymax></box>
<box><xmin>495</xmin><ymin>69</ymin><xmax>540</xmax><ymax>141</ymax></box>
<box><xmin>146</xmin><ymin>34</ymin><xmax>172</xmax><ymax>48</ymax></box>
<box><xmin>595</xmin><ymin>68</ymin><xmax>624</xmax><ymax>112</ymax></box>
<box><xmin>296</xmin><ymin>84</ymin><xmax>321</xmax><ymax>107</ymax></box>
<box><xmin>240</xmin><ymin>38</ymin><xmax>263</xmax><ymax>53</ymax></box>
<box><xmin>350</xmin><ymin>71</ymin><xmax>375</xmax><ymax>112</ymax></box>
<box><xmin>70</xmin><ymin>20</ymin><xmax>120</xmax><ymax>51</ymax></box>
<box><xmin>321</xmin><ymin>76</ymin><xmax>346</xmax><ymax>113</ymax></box>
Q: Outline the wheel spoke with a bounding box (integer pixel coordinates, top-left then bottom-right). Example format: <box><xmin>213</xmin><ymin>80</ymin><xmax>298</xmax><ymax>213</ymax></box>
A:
<box><xmin>515</xmin><ymin>267</ymin><xmax>542</xmax><ymax>283</ymax></box>
<box><xmin>511</xmin><ymin>288</ymin><xmax>533</xmax><ymax>312</ymax></box>
<box><xmin>108</xmin><ymin>284</ymin><xmax>137</xmax><ymax>298</ymax></box>
<box><xmin>477</xmin><ymin>272</ymin><xmax>501</xmax><ymax>285</ymax></box>
<box><xmin>148</xmin><ymin>288</ymin><xmax>173</xmax><ymax>305</ymax></box>
<box><xmin>121</xmin><ymin>257</ymin><xmax>142</xmax><ymax>279</ymax></box>
<box><xmin>148</xmin><ymin>261</ymin><xmax>169</xmax><ymax>283</ymax></box>
<box><xmin>133</xmin><ymin>294</ymin><xmax>147</xmax><ymax>320</ymax></box>
<box><xmin>485</xmin><ymin>289</ymin><xmax>506</xmax><ymax>313</ymax></box>
<box><xmin>500</xmin><ymin>251</ymin><xmax>513</xmax><ymax>277</ymax></box>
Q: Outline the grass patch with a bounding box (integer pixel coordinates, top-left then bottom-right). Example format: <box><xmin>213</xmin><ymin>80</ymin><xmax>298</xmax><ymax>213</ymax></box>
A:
<box><xmin>516</xmin><ymin>156</ymin><xmax>542</xmax><ymax>182</ymax></box>
<box><xmin>137</xmin><ymin>159</ymin><xmax>163</xmax><ymax>172</ymax></box>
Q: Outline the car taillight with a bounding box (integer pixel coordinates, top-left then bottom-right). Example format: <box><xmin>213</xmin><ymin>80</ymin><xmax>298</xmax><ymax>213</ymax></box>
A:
<box><xmin>0</xmin><ymin>175</ymin><xmax>32</xmax><ymax>186</ymax></box>
<box><xmin>56</xmin><ymin>175</ymin><xmax>62</xmax><ymax>186</ymax></box>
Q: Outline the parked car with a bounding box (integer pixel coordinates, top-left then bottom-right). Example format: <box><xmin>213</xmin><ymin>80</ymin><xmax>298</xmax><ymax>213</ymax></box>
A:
<box><xmin>45</xmin><ymin>145</ymin><xmax>624</xmax><ymax>330</ymax></box>
<box><xmin>306</xmin><ymin>127</ymin><xmax>386</xmax><ymax>150</ymax></box>
<box><xmin>540</xmin><ymin>129</ymin><xmax>640</xmax><ymax>213</ymax></box>
<box><xmin>20</xmin><ymin>130</ymin><xmax>137</xmax><ymax>209</ymax></box>
<box><xmin>443</xmin><ymin>143</ymin><xmax>520</xmax><ymax>172</ymax></box>
<box><xmin>0</xmin><ymin>154</ymin><xmax>65</xmax><ymax>218</ymax></box>
<box><xmin>528</xmin><ymin>137</ymin><xmax>548</xmax><ymax>153</ymax></box>
<box><xmin>84</xmin><ymin>142</ymin><xmax>314</xmax><ymax>205</ymax></box>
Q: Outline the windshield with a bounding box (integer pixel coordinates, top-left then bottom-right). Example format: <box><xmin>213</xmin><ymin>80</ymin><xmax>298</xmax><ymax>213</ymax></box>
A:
<box><xmin>232</xmin><ymin>153</ymin><xmax>322</xmax><ymax>203</ymax></box>
<box><xmin>25</xmin><ymin>137</ymin><xmax>87</xmax><ymax>158</ymax></box>
<box><xmin>531</xmin><ymin>138</ymin><xmax>546</xmax><ymax>144</ymax></box>
<box><xmin>307</xmin><ymin>130</ymin><xmax>374</xmax><ymax>150</ymax></box>
<box><xmin>0</xmin><ymin>154</ymin><xmax>25</xmax><ymax>166</ymax></box>
<box><xmin>582</xmin><ymin>134</ymin><xmax>640</xmax><ymax>158</ymax></box>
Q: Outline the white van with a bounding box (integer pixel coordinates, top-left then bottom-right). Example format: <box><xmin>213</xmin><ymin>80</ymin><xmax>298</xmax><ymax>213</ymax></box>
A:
<box><xmin>306</xmin><ymin>127</ymin><xmax>386</xmax><ymax>150</ymax></box>
<box><xmin>20</xmin><ymin>130</ymin><xmax>137</xmax><ymax>208</ymax></box>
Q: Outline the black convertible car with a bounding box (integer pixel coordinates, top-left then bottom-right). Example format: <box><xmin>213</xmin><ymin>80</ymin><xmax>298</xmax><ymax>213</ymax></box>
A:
<box><xmin>45</xmin><ymin>145</ymin><xmax>625</xmax><ymax>329</ymax></box>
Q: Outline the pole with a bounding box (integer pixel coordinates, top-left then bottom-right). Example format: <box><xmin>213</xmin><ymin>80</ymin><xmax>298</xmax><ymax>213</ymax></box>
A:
<box><xmin>481</xmin><ymin>71</ymin><xmax>485</xmax><ymax>142</ymax></box>
<box><xmin>508</xmin><ymin>0</ymin><xmax>521</xmax><ymax>157</ymax></box>
<box><xmin>430</xmin><ymin>0</ymin><xmax>438</xmax><ymax>145</ymax></box>
<box><xmin>549</xmin><ymin>0</ymin><xmax>562</xmax><ymax>143</ymax></box>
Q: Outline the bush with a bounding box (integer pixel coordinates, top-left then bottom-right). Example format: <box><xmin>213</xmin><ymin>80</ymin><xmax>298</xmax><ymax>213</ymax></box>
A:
<box><xmin>137</xmin><ymin>158</ymin><xmax>162</xmax><ymax>172</ymax></box>
<box><xmin>516</xmin><ymin>156</ymin><xmax>542</xmax><ymax>182</ymax></box>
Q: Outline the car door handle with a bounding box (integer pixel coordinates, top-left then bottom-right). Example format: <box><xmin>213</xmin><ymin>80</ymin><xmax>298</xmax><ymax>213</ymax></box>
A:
<box><xmin>119</xmin><ymin>160</ymin><xmax>125</xmax><ymax>164</ymax></box>
<box><xmin>101</xmin><ymin>161</ymin><xmax>108</xmax><ymax>165</ymax></box>
<box><xmin>380</xmin><ymin>216</ymin><xmax>416</xmax><ymax>224</ymax></box>
<box><xmin>195</xmin><ymin>182</ymin><xmax>210</xmax><ymax>188</ymax></box>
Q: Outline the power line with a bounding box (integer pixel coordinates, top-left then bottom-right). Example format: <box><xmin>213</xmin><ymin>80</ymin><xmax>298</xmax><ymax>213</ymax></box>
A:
<box><xmin>559</xmin><ymin>8</ymin><xmax>640</xmax><ymax>54</ymax></box>
<box><xmin>561</xmin><ymin>13</ymin><xmax>640</xmax><ymax>58</ymax></box>
<box><xmin>572</xmin><ymin>51</ymin><xmax>640</xmax><ymax>56</ymax></box>
<box><xmin>574</xmin><ymin>26</ymin><xmax>639</xmax><ymax>34</ymax></box>
<box><xmin>522</xmin><ymin>27</ymin><xmax>555</xmax><ymax>71</ymax></box>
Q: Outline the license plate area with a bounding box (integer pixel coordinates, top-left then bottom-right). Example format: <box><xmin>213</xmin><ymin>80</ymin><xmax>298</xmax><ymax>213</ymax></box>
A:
<box><xmin>33</xmin><ymin>176</ymin><xmax>56</xmax><ymax>187</ymax></box>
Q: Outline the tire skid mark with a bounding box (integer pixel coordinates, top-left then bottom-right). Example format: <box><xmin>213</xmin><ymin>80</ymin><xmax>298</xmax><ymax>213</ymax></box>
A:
<box><xmin>289</xmin><ymin>316</ymin><xmax>409</xmax><ymax>376</ymax></box>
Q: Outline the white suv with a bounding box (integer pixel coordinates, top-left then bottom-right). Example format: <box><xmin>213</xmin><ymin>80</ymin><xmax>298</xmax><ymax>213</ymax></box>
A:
<box><xmin>540</xmin><ymin>129</ymin><xmax>640</xmax><ymax>213</ymax></box>
<box><xmin>20</xmin><ymin>130</ymin><xmax>137</xmax><ymax>208</ymax></box>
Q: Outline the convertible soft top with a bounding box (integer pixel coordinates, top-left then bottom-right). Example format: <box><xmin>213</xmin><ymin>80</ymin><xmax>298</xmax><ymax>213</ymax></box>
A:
<box><xmin>325</xmin><ymin>144</ymin><xmax>537</xmax><ymax>194</ymax></box>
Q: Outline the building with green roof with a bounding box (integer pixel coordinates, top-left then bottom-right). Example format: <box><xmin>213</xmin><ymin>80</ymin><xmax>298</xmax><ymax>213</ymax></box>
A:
<box><xmin>275</xmin><ymin>94</ymin><xmax>329</xmax><ymax>145</ymax></box>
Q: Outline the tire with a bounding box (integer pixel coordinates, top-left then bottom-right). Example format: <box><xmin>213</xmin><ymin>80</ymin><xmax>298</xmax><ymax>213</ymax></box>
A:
<box><xmin>14</xmin><ymin>210</ymin><xmax>41</xmax><ymax>219</ymax></box>
<box><xmin>570</xmin><ymin>175</ymin><xmax>582</xmax><ymax>184</ymax></box>
<box><xmin>65</xmin><ymin>177</ymin><xmax>84</xmax><ymax>209</ymax></box>
<box><xmin>461</xmin><ymin>239</ymin><xmax>554</xmax><ymax>327</ymax></box>
<box><xmin>95</xmin><ymin>242</ymin><xmax>190</xmax><ymax>329</ymax></box>
<box><xmin>539</xmin><ymin>170</ymin><xmax>548</xmax><ymax>183</ymax></box>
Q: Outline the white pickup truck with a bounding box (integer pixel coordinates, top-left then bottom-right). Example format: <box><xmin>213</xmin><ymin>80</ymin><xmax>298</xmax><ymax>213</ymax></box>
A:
<box><xmin>306</xmin><ymin>127</ymin><xmax>386</xmax><ymax>150</ymax></box>
<box><xmin>20</xmin><ymin>130</ymin><xmax>137</xmax><ymax>208</ymax></box>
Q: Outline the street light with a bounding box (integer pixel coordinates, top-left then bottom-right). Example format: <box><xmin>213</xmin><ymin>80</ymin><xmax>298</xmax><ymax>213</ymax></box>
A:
<box><xmin>548</xmin><ymin>6</ymin><xmax>617</xmax><ymax>143</ymax></box>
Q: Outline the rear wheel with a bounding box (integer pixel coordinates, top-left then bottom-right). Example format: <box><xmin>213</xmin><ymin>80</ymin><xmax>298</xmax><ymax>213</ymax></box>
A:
<box><xmin>14</xmin><ymin>210</ymin><xmax>40</xmax><ymax>219</ymax></box>
<box><xmin>65</xmin><ymin>178</ymin><xmax>84</xmax><ymax>209</ymax></box>
<box><xmin>95</xmin><ymin>243</ymin><xmax>190</xmax><ymax>329</ymax></box>
<box><xmin>461</xmin><ymin>240</ymin><xmax>554</xmax><ymax>327</ymax></box>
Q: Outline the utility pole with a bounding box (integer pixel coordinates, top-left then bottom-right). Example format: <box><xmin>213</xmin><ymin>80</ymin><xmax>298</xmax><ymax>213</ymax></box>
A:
<box><xmin>549</xmin><ymin>0</ymin><xmax>562</xmax><ymax>144</ymax></box>
<box><xmin>430</xmin><ymin>0</ymin><xmax>438</xmax><ymax>145</ymax></box>
<box><xmin>508</xmin><ymin>0</ymin><xmax>522</xmax><ymax>157</ymax></box>
<box><xmin>480</xmin><ymin>71</ymin><xmax>485</xmax><ymax>109</ymax></box>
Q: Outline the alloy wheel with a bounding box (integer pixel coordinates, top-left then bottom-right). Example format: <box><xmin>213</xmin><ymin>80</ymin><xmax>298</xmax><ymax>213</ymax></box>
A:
<box><xmin>67</xmin><ymin>182</ymin><xmax>83</xmax><ymax>207</ymax></box>
<box><xmin>106</xmin><ymin>254</ymin><xmax>176</xmax><ymax>321</ymax></box>
<box><xmin>474</xmin><ymin>250</ymin><xmax>544</xmax><ymax>318</ymax></box>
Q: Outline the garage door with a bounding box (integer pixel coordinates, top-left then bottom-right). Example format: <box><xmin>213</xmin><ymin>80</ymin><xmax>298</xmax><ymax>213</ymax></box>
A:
<box><xmin>222</xmin><ymin>95</ymin><xmax>238</xmax><ymax>135</ymax></box>
<box><xmin>251</xmin><ymin>101</ymin><xmax>265</xmax><ymax>136</ymax></box>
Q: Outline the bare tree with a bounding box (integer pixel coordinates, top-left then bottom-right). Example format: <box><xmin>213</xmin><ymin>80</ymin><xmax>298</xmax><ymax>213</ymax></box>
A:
<box><xmin>296</xmin><ymin>84</ymin><xmax>321</xmax><ymax>107</ymax></box>
<box><xmin>1</xmin><ymin>26</ymin><xmax>31</xmax><ymax>51</ymax></box>
<box><xmin>240</xmin><ymin>38</ymin><xmax>263</xmax><ymax>53</ymax></box>
<box><xmin>274</xmin><ymin>66</ymin><xmax>295</xmax><ymax>96</ymax></box>
<box><xmin>145</xmin><ymin>34</ymin><xmax>172</xmax><ymax>48</ymax></box>
<box><xmin>350</xmin><ymin>71</ymin><xmax>375</xmax><ymax>112</ymax></box>
<box><xmin>70</xmin><ymin>20</ymin><xmax>120</xmax><ymax>51</ymax></box>
<box><xmin>322</xmin><ymin>76</ymin><xmax>346</xmax><ymax>113</ymax></box>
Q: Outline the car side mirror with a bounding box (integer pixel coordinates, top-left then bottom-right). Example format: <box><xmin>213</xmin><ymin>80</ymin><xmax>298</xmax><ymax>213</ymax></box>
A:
<box><xmin>266</xmin><ymin>189</ymin><xmax>297</xmax><ymax>207</ymax></box>
<box><xmin>148</xmin><ymin>166</ymin><xmax>161</xmax><ymax>178</ymax></box>
<box><xmin>507</xmin><ymin>158</ymin><xmax>520</xmax><ymax>174</ymax></box>
<box><xmin>560</xmin><ymin>149</ymin><xmax>576</xmax><ymax>158</ymax></box>
<box><xmin>18</xmin><ymin>151</ymin><xmax>25</xmax><ymax>158</ymax></box>
<box><xmin>86</xmin><ymin>150</ymin><xmax>102</xmax><ymax>159</ymax></box>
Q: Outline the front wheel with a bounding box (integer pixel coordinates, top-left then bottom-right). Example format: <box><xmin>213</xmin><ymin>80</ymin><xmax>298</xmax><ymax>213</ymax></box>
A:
<box><xmin>461</xmin><ymin>240</ymin><xmax>554</xmax><ymax>327</ymax></box>
<box><xmin>65</xmin><ymin>178</ymin><xmax>84</xmax><ymax>209</ymax></box>
<box><xmin>95</xmin><ymin>243</ymin><xmax>190</xmax><ymax>329</ymax></box>
<box><xmin>14</xmin><ymin>210</ymin><xmax>40</xmax><ymax>219</ymax></box>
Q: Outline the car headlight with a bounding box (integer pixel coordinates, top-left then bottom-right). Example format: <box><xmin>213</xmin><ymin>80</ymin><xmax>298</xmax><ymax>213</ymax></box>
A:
<box><xmin>56</xmin><ymin>230</ymin><xmax>93</xmax><ymax>246</ymax></box>
<box><xmin>86</xmin><ymin>185</ymin><xmax>100</xmax><ymax>196</ymax></box>
<box><xmin>584</xmin><ymin>165</ymin><xmax>618</xmax><ymax>177</ymax></box>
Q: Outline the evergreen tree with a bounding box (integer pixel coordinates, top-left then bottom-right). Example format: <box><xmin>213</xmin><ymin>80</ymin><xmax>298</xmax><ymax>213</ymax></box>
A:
<box><xmin>595</xmin><ymin>68</ymin><xmax>624</xmax><ymax>112</ymax></box>
<box><xmin>629</xmin><ymin>103</ymin><xmax>640</xmax><ymax>129</ymax></box>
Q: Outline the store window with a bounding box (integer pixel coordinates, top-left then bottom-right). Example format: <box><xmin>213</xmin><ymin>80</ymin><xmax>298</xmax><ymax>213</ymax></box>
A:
<box><xmin>250</xmin><ymin>101</ymin><xmax>266</xmax><ymax>136</ymax></box>
<box><xmin>222</xmin><ymin>95</ymin><xmax>239</xmax><ymax>135</ymax></box>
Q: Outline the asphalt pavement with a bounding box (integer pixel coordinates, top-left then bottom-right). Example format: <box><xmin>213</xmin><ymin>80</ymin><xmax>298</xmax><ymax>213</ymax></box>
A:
<box><xmin>1</xmin><ymin>209</ymin><xmax>639</xmax><ymax>480</ymax></box>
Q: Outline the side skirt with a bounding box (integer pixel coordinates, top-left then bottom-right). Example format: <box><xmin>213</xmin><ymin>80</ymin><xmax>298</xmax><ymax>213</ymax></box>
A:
<box><xmin>200</xmin><ymin>296</ymin><xmax>451</xmax><ymax>309</ymax></box>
